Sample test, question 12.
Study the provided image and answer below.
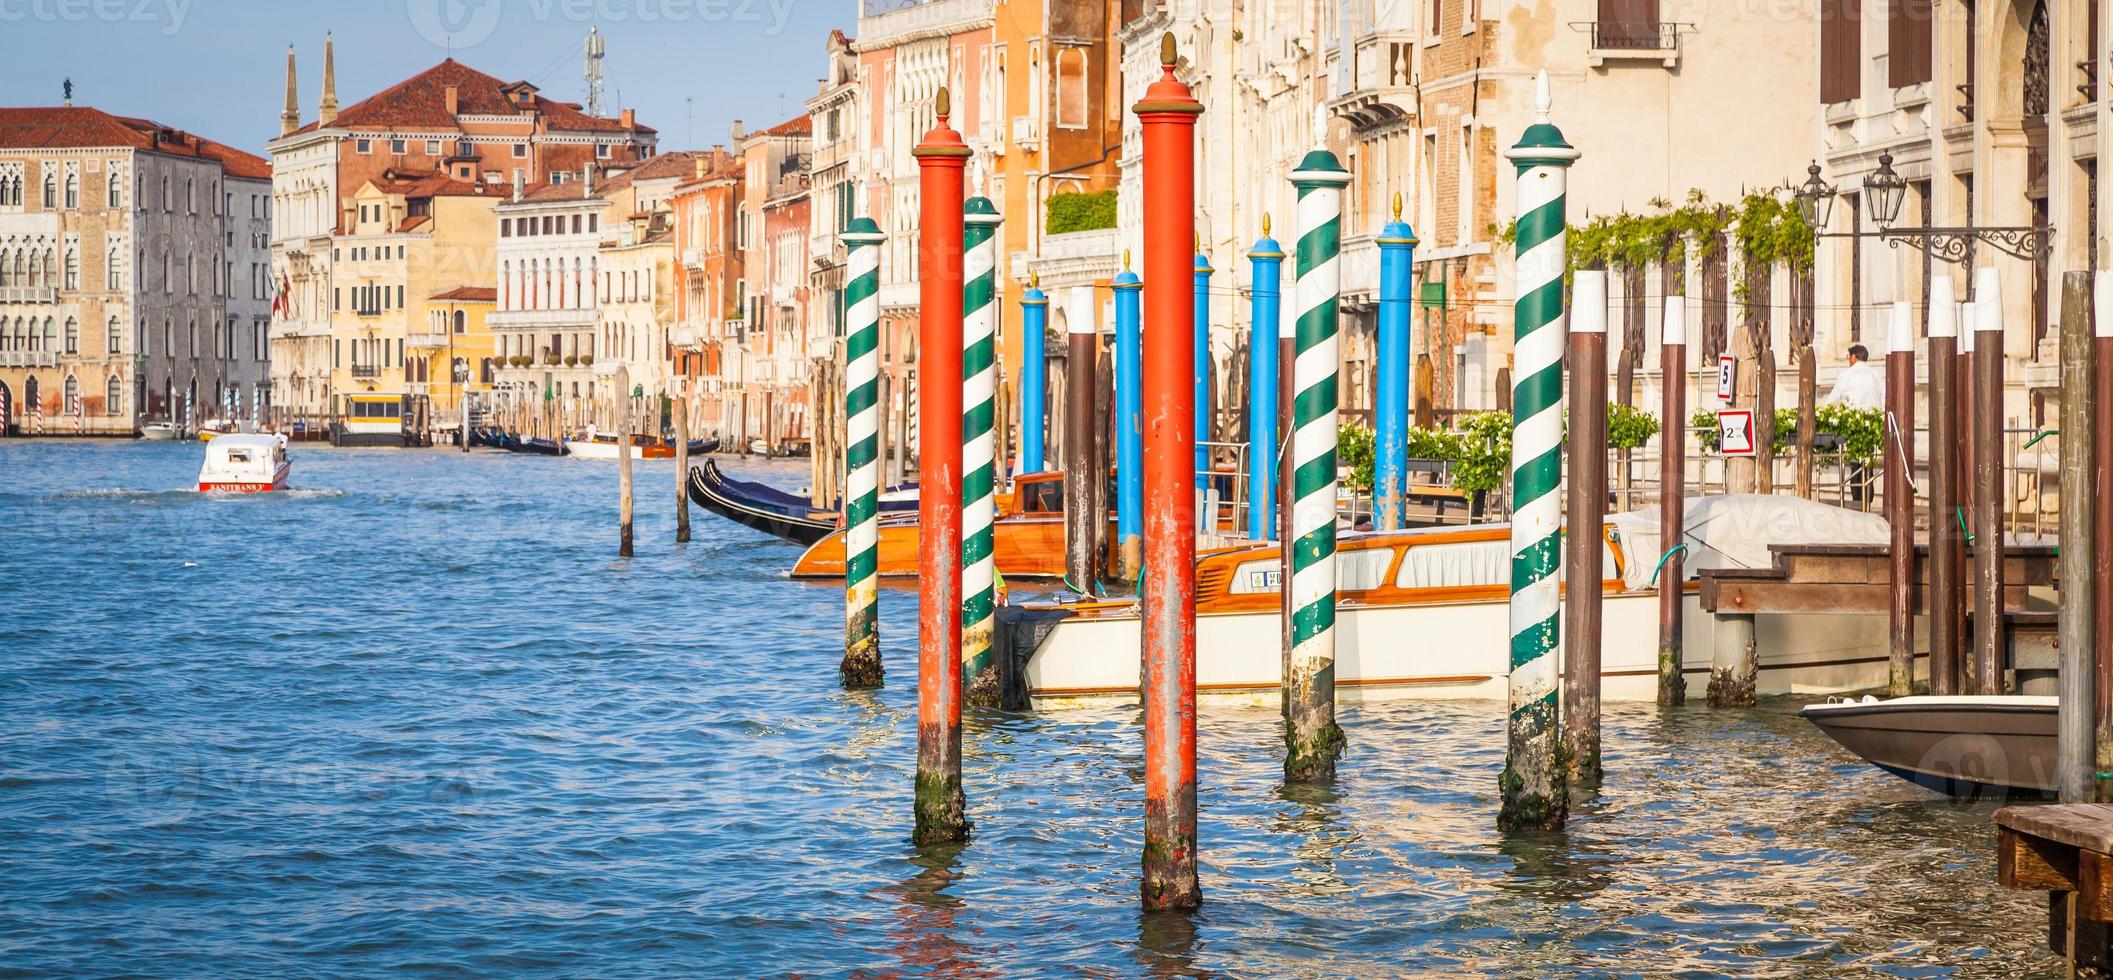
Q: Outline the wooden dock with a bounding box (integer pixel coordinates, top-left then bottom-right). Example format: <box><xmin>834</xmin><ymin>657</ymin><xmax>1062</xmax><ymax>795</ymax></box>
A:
<box><xmin>1996</xmin><ymin>804</ymin><xmax>2113</xmax><ymax>974</ymax></box>
<box><xmin>1697</xmin><ymin>542</ymin><xmax>2055</xmax><ymax>616</ymax></box>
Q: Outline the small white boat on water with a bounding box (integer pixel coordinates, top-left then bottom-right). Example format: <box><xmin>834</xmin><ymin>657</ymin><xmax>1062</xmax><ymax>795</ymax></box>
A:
<box><xmin>1009</xmin><ymin>494</ymin><xmax>1895</xmax><ymax>706</ymax></box>
<box><xmin>1801</xmin><ymin>695</ymin><xmax>2056</xmax><ymax>797</ymax></box>
<box><xmin>139</xmin><ymin>421</ymin><xmax>178</xmax><ymax>441</ymax></box>
<box><xmin>197</xmin><ymin>433</ymin><xmax>290</xmax><ymax>492</ymax></box>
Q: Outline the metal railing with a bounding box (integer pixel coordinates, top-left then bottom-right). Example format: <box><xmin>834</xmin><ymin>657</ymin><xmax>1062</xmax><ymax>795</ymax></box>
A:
<box><xmin>1580</xmin><ymin>20</ymin><xmax>1683</xmax><ymax>51</ymax></box>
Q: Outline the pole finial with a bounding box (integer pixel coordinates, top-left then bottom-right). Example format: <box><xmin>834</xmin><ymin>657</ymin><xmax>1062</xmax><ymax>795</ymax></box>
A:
<box><xmin>1261</xmin><ymin>212</ymin><xmax>1271</xmax><ymax>236</ymax></box>
<box><xmin>1029</xmin><ymin>269</ymin><xmax>1039</xmax><ymax>289</ymax></box>
<box><xmin>1122</xmin><ymin>248</ymin><xmax>1132</xmax><ymax>271</ymax></box>
<box><xmin>1392</xmin><ymin>192</ymin><xmax>1402</xmax><ymax>221</ymax></box>
<box><xmin>1533</xmin><ymin>69</ymin><xmax>1552</xmax><ymax>123</ymax></box>
<box><xmin>1160</xmin><ymin>32</ymin><xmax>1177</xmax><ymax>69</ymax></box>
<box><xmin>935</xmin><ymin>86</ymin><xmax>950</xmax><ymax>120</ymax></box>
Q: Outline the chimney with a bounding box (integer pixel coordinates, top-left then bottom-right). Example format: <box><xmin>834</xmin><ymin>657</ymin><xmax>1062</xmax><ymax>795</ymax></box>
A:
<box><xmin>280</xmin><ymin>45</ymin><xmax>301</xmax><ymax>137</ymax></box>
<box><xmin>694</xmin><ymin>156</ymin><xmax>706</xmax><ymax>179</ymax></box>
<box><xmin>620</xmin><ymin>108</ymin><xmax>635</xmax><ymax>129</ymax></box>
<box><xmin>511</xmin><ymin>170</ymin><xmax>523</xmax><ymax>202</ymax></box>
<box><xmin>444</xmin><ymin>85</ymin><xmax>459</xmax><ymax>116</ymax></box>
<box><xmin>583</xmin><ymin>161</ymin><xmax>595</xmax><ymax>197</ymax></box>
<box><xmin>318</xmin><ymin>31</ymin><xmax>339</xmax><ymax>125</ymax></box>
<box><xmin>730</xmin><ymin>119</ymin><xmax>744</xmax><ymax>143</ymax></box>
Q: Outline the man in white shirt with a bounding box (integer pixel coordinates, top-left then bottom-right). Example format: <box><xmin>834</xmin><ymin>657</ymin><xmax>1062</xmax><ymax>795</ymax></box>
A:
<box><xmin>1825</xmin><ymin>344</ymin><xmax>1884</xmax><ymax>409</ymax></box>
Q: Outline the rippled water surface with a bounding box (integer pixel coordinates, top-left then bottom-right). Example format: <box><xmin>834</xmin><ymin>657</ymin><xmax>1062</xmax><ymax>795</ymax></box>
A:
<box><xmin>0</xmin><ymin>441</ymin><xmax>2062</xmax><ymax>976</ymax></box>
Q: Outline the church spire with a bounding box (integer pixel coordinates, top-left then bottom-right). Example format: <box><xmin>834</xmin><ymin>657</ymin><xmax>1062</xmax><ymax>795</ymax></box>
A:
<box><xmin>318</xmin><ymin>32</ymin><xmax>339</xmax><ymax>125</ymax></box>
<box><xmin>280</xmin><ymin>45</ymin><xmax>301</xmax><ymax>136</ymax></box>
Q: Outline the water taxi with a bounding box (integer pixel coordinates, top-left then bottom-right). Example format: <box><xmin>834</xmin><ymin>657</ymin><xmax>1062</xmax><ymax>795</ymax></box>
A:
<box><xmin>332</xmin><ymin>395</ymin><xmax>408</xmax><ymax>447</ymax></box>
<box><xmin>791</xmin><ymin>471</ymin><xmax>1072</xmax><ymax>578</ymax></box>
<box><xmin>1005</xmin><ymin>495</ymin><xmax>1894</xmax><ymax>705</ymax></box>
<box><xmin>197</xmin><ymin>433</ymin><xmax>291</xmax><ymax>492</ymax></box>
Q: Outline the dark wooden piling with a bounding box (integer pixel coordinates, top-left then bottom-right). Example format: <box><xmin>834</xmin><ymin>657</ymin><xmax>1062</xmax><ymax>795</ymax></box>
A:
<box><xmin>1928</xmin><ymin>284</ymin><xmax>1962</xmax><ymax>697</ymax></box>
<box><xmin>1563</xmin><ymin>272</ymin><xmax>1607</xmax><ymax>784</ymax></box>
<box><xmin>617</xmin><ymin>366</ymin><xmax>635</xmax><ymax>558</ymax></box>
<box><xmin>1972</xmin><ymin>271</ymin><xmax>2006</xmax><ymax>695</ymax></box>
<box><xmin>1065</xmin><ymin>316</ymin><xmax>1099</xmax><ymax>596</ymax></box>
<box><xmin>1884</xmin><ymin>305</ymin><xmax>1915</xmax><ymax>697</ymax></box>
<box><xmin>2059</xmin><ymin>272</ymin><xmax>2097</xmax><ymax>803</ymax></box>
<box><xmin>674</xmin><ymin>388</ymin><xmax>692</xmax><ymax>543</ymax></box>
<box><xmin>2096</xmin><ymin>272</ymin><xmax>2113</xmax><ymax>797</ymax></box>
<box><xmin>1658</xmin><ymin>296</ymin><xmax>1687</xmax><ymax>706</ymax></box>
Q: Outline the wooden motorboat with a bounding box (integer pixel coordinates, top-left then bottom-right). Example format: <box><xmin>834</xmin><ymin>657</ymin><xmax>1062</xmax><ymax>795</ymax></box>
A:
<box><xmin>567</xmin><ymin>429</ymin><xmax>673</xmax><ymax>460</ymax></box>
<box><xmin>1799</xmin><ymin>695</ymin><xmax>2056</xmax><ymax>798</ymax></box>
<box><xmin>197</xmin><ymin>433</ymin><xmax>290</xmax><ymax>492</ymax></box>
<box><xmin>1001</xmin><ymin>496</ymin><xmax>1896</xmax><ymax>706</ymax></box>
<box><xmin>791</xmin><ymin>471</ymin><xmax>1073</xmax><ymax>579</ymax></box>
<box><xmin>688</xmin><ymin>460</ymin><xmax>917</xmax><ymax>545</ymax></box>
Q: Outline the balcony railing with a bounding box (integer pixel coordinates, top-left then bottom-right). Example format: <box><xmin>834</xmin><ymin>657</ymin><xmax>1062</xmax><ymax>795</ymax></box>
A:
<box><xmin>0</xmin><ymin>286</ymin><xmax>58</xmax><ymax>304</ymax></box>
<box><xmin>1584</xmin><ymin>20</ymin><xmax>1681</xmax><ymax>50</ymax></box>
<box><xmin>406</xmin><ymin>332</ymin><xmax>449</xmax><ymax>349</ymax></box>
<box><xmin>489</xmin><ymin>308</ymin><xmax>596</xmax><ymax>330</ymax></box>
<box><xmin>350</xmin><ymin>365</ymin><xmax>381</xmax><ymax>379</ymax></box>
<box><xmin>0</xmin><ymin>349</ymin><xmax>58</xmax><ymax>367</ymax></box>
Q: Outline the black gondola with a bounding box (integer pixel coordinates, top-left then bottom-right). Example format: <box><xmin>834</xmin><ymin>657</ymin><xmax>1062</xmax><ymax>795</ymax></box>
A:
<box><xmin>687</xmin><ymin>460</ymin><xmax>836</xmax><ymax>544</ymax></box>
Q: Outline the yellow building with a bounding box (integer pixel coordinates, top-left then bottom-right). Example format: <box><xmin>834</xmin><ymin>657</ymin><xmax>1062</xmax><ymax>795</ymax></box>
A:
<box><xmin>326</xmin><ymin>171</ymin><xmax>505</xmax><ymax>443</ymax></box>
<box><xmin>420</xmin><ymin>284</ymin><xmax>496</xmax><ymax>434</ymax></box>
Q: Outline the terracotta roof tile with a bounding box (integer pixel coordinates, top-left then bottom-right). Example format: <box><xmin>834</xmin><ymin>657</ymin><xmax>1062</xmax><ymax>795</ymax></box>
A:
<box><xmin>0</xmin><ymin>106</ymin><xmax>268</xmax><ymax>177</ymax></box>
<box><xmin>292</xmin><ymin>59</ymin><xmax>655</xmax><ymax>136</ymax></box>
<box><xmin>430</xmin><ymin>285</ymin><xmax>496</xmax><ymax>302</ymax></box>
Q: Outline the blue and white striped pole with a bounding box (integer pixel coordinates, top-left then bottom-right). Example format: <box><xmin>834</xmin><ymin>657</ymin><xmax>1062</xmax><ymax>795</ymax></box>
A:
<box><xmin>1374</xmin><ymin>193</ymin><xmax>1418</xmax><ymax>531</ymax></box>
<box><xmin>1019</xmin><ymin>272</ymin><xmax>1049</xmax><ymax>474</ymax></box>
<box><xmin>1114</xmin><ymin>252</ymin><xmax>1144</xmax><ymax>582</ymax></box>
<box><xmin>1497</xmin><ymin>70</ymin><xmax>1577</xmax><ymax>831</ymax></box>
<box><xmin>1247</xmin><ymin>217</ymin><xmax>1285</xmax><ymax>539</ymax></box>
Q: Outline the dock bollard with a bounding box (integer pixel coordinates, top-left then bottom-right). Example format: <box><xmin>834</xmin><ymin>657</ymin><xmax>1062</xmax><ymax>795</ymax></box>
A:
<box><xmin>962</xmin><ymin>195</ymin><xmax>1004</xmax><ymax>708</ymax></box>
<box><xmin>910</xmin><ymin>87</ymin><xmax>972</xmax><ymax>846</ymax></box>
<box><xmin>840</xmin><ymin>216</ymin><xmax>887</xmax><ymax>689</ymax></box>
<box><xmin>1283</xmin><ymin>139</ymin><xmax>1351</xmax><ymax>785</ymax></box>
<box><xmin>1134</xmin><ymin>31</ymin><xmax>1204</xmax><ymax>912</ymax></box>
<box><xmin>1657</xmin><ymin>295</ymin><xmax>1688</xmax><ymax>706</ymax></box>
<box><xmin>1497</xmin><ymin>70</ymin><xmax>1575</xmax><ymax>831</ymax></box>
<box><xmin>1563</xmin><ymin>271</ymin><xmax>1608</xmax><ymax>786</ymax></box>
<box><xmin>1246</xmin><ymin>217</ymin><xmax>1283</xmax><ymax>541</ymax></box>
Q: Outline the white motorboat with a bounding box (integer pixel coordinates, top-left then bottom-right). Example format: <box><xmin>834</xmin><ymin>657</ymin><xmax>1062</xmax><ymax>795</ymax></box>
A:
<box><xmin>1801</xmin><ymin>695</ymin><xmax>2057</xmax><ymax>797</ymax></box>
<box><xmin>139</xmin><ymin>421</ymin><xmax>178</xmax><ymax>441</ymax></box>
<box><xmin>197</xmin><ymin>433</ymin><xmax>290</xmax><ymax>492</ymax></box>
<box><xmin>1009</xmin><ymin>494</ymin><xmax>1896</xmax><ymax>706</ymax></box>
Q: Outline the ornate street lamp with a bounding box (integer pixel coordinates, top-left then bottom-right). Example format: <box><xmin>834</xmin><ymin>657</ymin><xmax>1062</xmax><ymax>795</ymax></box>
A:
<box><xmin>1794</xmin><ymin>161</ymin><xmax>1835</xmax><ymax>230</ymax></box>
<box><xmin>1862</xmin><ymin>153</ymin><xmax>1909</xmax><ymax>229</ymax></box>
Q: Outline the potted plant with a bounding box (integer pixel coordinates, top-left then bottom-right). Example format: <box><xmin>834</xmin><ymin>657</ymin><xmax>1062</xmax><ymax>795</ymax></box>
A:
<box><xmin>564</xmin><ymin>355</ymin><xmax>579</xmax><ymax>367</ymax></box>
<box><xmin>580</xmin><ymin>354</ymin><xmax>593</xmax><ymax>366</ymax></box>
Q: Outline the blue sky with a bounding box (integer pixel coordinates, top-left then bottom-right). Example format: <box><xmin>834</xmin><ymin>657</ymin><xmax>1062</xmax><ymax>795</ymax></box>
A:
<box><xmin>0</xmin><ymin>0</ymin><xmax>853</xmax><ymax>155</ymax></box>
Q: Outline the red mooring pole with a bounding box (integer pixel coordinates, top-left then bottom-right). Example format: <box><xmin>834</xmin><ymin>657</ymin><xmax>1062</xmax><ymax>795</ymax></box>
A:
<box><xmin>1135</xmin><ymin>32</ymin><xmax>1203</xmax><ymax>912</ymax></box>
<box><xmin>911</xmin><ymin>88</ymin><xmax>971</xmax><ymax>846</ymax></box>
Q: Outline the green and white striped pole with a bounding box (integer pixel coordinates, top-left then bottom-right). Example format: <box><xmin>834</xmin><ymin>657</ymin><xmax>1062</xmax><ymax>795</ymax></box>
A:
<box><xmin>840</xmin><ymin>216</ymin><xmax>887</xmax><ymax>689</ymax></box>
<box><xmin>1283</xmin><ymin>146</ymin><xmax>1352</xmax><ymax>784</ymax></box>
<box><xmin>962</xmin><ymin>196</ymin><xmax>1004</xmax><ymax>707</ymax></box>
<box><xmin>1498</xmin><ymin>70</ymin><xmax>1577</xmax><ymax>831</ymax></box>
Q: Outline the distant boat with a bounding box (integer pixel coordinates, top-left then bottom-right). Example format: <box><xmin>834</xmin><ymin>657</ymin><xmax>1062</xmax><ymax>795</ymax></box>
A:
<box><xmin>195</xmin><ymin>419</ymin><xmax>238</xmax><ymax>442</ymax></box>
<box><xmin>197</xmin><ymin>433</ymin><xmax>290</xmax><ymax>492</ymax></box>
<box><xmin>1800</xmin><ymin>695</ymin><xmax>2056</xmax><ymax>798</ymax></box>
<box><xmin>139</xmin><ymin>422</ymin><xmax>178</xmax><ymax>441</ymax></box>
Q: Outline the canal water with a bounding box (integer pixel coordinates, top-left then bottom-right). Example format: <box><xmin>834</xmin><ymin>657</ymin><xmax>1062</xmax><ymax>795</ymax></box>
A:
<box><xmin>0</xmin><ymin>441</ymin><xmax>2060</xmax><ymax>976</ymax></box>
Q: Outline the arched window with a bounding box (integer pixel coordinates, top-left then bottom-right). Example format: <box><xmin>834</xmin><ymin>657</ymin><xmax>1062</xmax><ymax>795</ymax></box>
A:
<box><xmin>42</xmin><ymin>171</ymin><xmax>56</xmax><ymax>208</ymax></box>
<box><xmin>499</xmin><ymin>260</ymin><xmax>510</xmax><ymax>310</ymax></box>
<box><xmin>42</xmin><ymin>316</ymin><xmax>58</xmax><ymax>353</ymax></box>
<box><xmin>27</xmin><ymin>248</ymin><xmax>42</xmax><ymax>286</ymax></box>
<box><xmin>63</xmin><ymin>375</ymin><xmax>79</xmax><ymax>415</ymax></box>
<box><xmin>62</xmin><ymin>248</ymin><xmax>78</xmax><ymax>290</ymax></box>
<box><xmin>106</xmin><ymin>375</ymin><xmax>121</xmax><ymax>415</ymax></box>
<box><xmin>453</xmin><ymin>309</ymin><xmax>466</xmax><ymax>333</ymax></box>
<box><xmin>107</xmin><ymin>168</ymin><xmax>121</xmax><ymax>208</ymax></box>
<box><xmin>0</xmin><ymin>248</ymin><xmax>10</xmax><ymax>287</ymax></box>
<box><xmin>105</xmin><ymin>245</ymin><xmax>120</xmax><ymax>290</ymax></box>
<box><xmin>63</xmin><ymin>317</ymin><xmax>77</xmax><ymax>354</ymax></box>
<box><xmin>63</xmin><ymin>173</ymin><xmax>77</xmax><ymax>209</ymax></box>
<box><xmin>107</xmin><ymin>316</ymin><xmax>121</xmax><ymax>354</ymax></box>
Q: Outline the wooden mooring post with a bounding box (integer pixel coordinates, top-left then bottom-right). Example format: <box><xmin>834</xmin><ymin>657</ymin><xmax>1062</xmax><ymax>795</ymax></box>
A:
<box><xmin>841</xmin><ymin>216</ymin><xmax>887</xmax><ymax>689</ymax></box>
<box><xmin>1063</xmin><ymin>305</ymin><xmax>1100</xmax><ymax>596</ymax></box>
<box><xmin>1563</xmin><ymin>271</ymin><xmax>1607</xmax><ymax>786</ymax></box>
<box><xmin>1971</xmin><ymin>268</ymin><xmax>2006</xmax><ymax>695</ymax></box>
<box><xmin>616</xmin><ymin>366</ymin><xmax>634</xmax><ymax>558</ymax></box>
<box><xmin>1883</xmin><ymin>303</ymin><xmax>1915</xmax><ymax>697</ymax></box>
<box><xmin>2058</xmin><ymin>271</ymin><xmax>2097</xmax><ymax>803</ymax></box>
<box><xmin>674</xmin><ymin>386</ymin><xmax>692</xmax><ymax>543</ymax></box>
<box><xmin>2096</xmin><ymin>271</ymin><xmax>2113</xmax><ymax>795</ymax></box>
<box><xmin>1134</xmin><ymin>33</ymin><xmax>1203</xmax><ymax>911</ymax></box>
<box><xmin>909</xmin><ymin>88</ymin><xmax>971</xmax><ymax>847</ymax></box>
<box><xmin>1928</xmin><ymin>279</ymin><xmax>1962</xmax><ymax>696</ymax></box>
<box><xmin>1657</xmin><ymin>295</ymin><xmax>1687</xmax><ymax>706</ymax></box>
<box><xmin>961</xmin><ymin>195</ymin><xmax>1004</xmax><ymax>708</ymax></box>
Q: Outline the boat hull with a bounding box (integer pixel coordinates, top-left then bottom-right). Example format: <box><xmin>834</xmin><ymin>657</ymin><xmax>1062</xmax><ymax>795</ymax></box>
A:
<box><xmin>1018</xmin><ymin>591</ymin><xmax>1896</xmax><ymax>705</ymax></box>
<box><xmin>687</xmin><ymin>461</ymin><xmax>836</xmax><ymax>545</ymax></box>
<box><xmin>139</xmin><ymin>425</ymin><xmax>177</xmax><ymax>441</ymax></box>
<box><xmin>1799</xmin><ymin>696</ymin><xmax>2057</xmax><ymax>797</ymax></box>
<box><xmin>791</xmin><ymin>515</ymin><xmax>1075</xmax><ymax>580</ymax></box>
<box><xmin>198</xmin><ymin>461</ymin><xmax>291</xmax><ymax>493</ymax></box>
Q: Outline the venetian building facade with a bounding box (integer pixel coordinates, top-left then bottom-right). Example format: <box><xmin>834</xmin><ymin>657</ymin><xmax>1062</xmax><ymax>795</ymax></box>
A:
<box><xmin>491</xmin><ymin>180</ymin><xmax>608</xmax><ymax>423</ymax></box>
<box><xmin>670</xmin><ymin>156</ymin><xmax>744</xmax><ymax>441</ymax></box>
<box><xmin>267</xmin><ymin>36</ymin><xmax>658</xmax><ymax>424</ymax></box>
<box><xmin>1816</xmin><ymin>0</ymin><xmax>2092</xmax><ymax>431</ymax></box>
<box><xmin>0</xmin><ymin>106</ymin><xmax>266</xmax><ymax>435</ymax></box>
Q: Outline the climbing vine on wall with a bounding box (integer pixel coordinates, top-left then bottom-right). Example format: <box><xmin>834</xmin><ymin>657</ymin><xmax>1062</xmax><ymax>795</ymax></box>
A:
<box><xmin>1491</xmin><ymin>187</ymin><xmax>1810</xmax><ymax>285</ymax></box>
